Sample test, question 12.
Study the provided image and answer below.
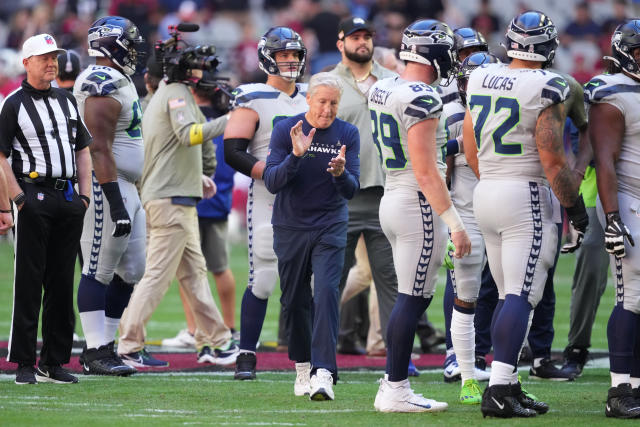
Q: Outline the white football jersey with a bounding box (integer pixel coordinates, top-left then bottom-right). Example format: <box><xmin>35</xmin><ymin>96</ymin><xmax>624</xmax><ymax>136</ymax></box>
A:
<box><xmin>585</xmin><ymin>72</ymin><xmax>640</xmax><ymax>200</ymax></box>
<box><xmin>368</xmin><ymin>76</ymin><xmax>446</xmax><ymax>191</ymax></box>
<box><xmin>230</xmin><ymin>83</ymin><xmax>308</xmax><ymax>162</ymax></box>
<box><xmin>442</xmin><ymin>99</ymin><xmax>466</xmax><ymax>167</ymax></box>
<box><xmin>466</xmin><ymin>63</ymin><xmax>569</xmax><ymax>182</ymax></box>
<box><xmin>74</xmin><ymin>65</ymin><xmax>144</xmax><ymax>183</ymax></box>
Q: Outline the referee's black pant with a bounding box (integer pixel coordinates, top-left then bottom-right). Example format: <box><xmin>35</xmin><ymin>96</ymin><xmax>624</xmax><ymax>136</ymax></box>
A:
<box><xmin>8</xmin><ymin>181</ymin><xmax>86</xmax><ymax>366</ymax></box>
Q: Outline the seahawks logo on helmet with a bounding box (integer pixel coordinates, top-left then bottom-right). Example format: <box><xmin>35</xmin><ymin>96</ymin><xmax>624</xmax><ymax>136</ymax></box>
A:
<box><xmin>258</xmin><ymin>27</ymin><xmax>307</xmax><ymax>81</ymax></box>
<box><xmin>87</xmin><ymin>16</ymin><xmax>145</xmax><ymax>76</ymax></box>
<box><xmin>399</xmin><ymin>19</ymin><xmax>456</xmax><ymax>84</ymax></box>
<box><xmin>605</xmin><ymin>20</ymin><xmax>640</xmax><ymax>80</ymax></box>
<box><xmin>504</xmin><ymin>10</ymin><xmax>559</xmax><ymax>69</ymax></box>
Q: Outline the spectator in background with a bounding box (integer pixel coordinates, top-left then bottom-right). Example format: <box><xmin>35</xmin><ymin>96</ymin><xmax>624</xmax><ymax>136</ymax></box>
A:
<box><xmin>372</xmin><ymin>9</ymin><xmax>407</xmax><ymax>50</ymax></box>
<box><xmin>303</xmin><ymin>0</ymin><xmax>344</xmax><ymax>73</ymax></box>
<box><xmin>470</xmin><ymin>0</ymin><xmax>500</xmax><ymax>40</ymax></box>
<box><xmin>55</xmin><ymin>50</ymin><xmax>80</xmax><ymax>92</ymax></box>
<box><xmin>163</xmin><ymin>75</ymin><xmax>238</xmax><ymax>348</ymax></box>
<box><xmin>564</xmin><ymin>2</ymin><xmax>601</xmax><ymax>44</ymax></box>
<box><xmin>0</xmin><ymin>48</ymin><xmax>23</xmax><ymax>103</ymax></box>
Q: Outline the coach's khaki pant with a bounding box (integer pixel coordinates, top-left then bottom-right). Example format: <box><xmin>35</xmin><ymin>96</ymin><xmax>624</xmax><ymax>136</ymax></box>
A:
<box><xmin>118</xmin><ymin>198</ymin><xmax>230</xmax><ymax>354</ymax></box>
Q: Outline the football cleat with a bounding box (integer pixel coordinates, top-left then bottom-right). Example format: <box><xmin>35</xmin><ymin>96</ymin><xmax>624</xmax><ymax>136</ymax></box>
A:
<box><xmin>513</xmin><ymin>381</ymin><xmax>549</xmax><ymax>414</ymax></box>
<box><xmin>408</xmin><ymin>360</ymin><xmax>420</xmax><ymax>377</ymax></box>
<box><xmin>529</xmin><ymin>357</ymin><xmax>575</xmax><ymax>381</ymax></box>
<box><xmin>606</xmin><ymin>383</ymin><xmax>640</xmax><ymax>419</ymax></box>
<box><xmin>459</xmin><ymin>378</ymin><xmax>482</xmax><ymax>404</ymax></box>
<box><xmin>443</xmin><ymin>352</ymin><xmax>461</xmax><ymax>382</ymax></box>
<box><xmin>309</xmin><ymin>368</ymin><xmax>335</xmax><ymax>401</ymax></box>
<box><xmin>294</xmin><ymin>362</ymin><xmax>311</xmax><ymax>396</ymax></box>
<box><xmin>197</xmin><ymin>346</ymin><xmax>217</xmax><ymax>364</ymax></box>
<box><xmin>375</xmin><ymin>378</ymin><xmax>448</xmax><ymax>413</ymax></box>
<box><xmin>234</xmin><ymin>352</ymin><xmax>257</xmax><ymax>380</ymax></box>
<box><xmin>481</xmin><ymin>384</ymin><xmax>536</xmax><ymax>418</ymax></box>
<box><xmin>82</xmin><ymin>344</ymin><xmax>136</xmax><ymax>376</ymax></box>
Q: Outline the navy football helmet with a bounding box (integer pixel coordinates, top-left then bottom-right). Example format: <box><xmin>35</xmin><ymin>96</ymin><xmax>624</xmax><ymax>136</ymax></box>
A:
<box><xmin>258</xmin><ymin>27</ymin><xmax>306</xmax><ymax>80</ymax></box>
<box><xmin>505</xmin><ymin>10</ymin><xmax>558</xmax><ymax>68</ymax></box>
<box><xmin>88</xmin><ymin>16</ymin><xmax>144</xmax><ymax>75</ymax></box>
<box><xmin>399</xmin><ymin>19</ymin><xmax>456</xmax><ymax>83</ymax></box>
<box><xmin>607</xmin><ymin>20</ymin><xmax>640</xmax><ymax>80</ymax></box>
<box><xmin>456</xmin><ymin>52</ymin><xmax>501</xmax><ymax>106</ymax></box>
<box><xmin>453</xmin><ymin>27</ymin><xmax>488</xmax><ymax>58</ymax></box>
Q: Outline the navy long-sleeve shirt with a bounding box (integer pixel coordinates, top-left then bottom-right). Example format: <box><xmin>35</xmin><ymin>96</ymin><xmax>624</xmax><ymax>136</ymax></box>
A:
<box><xmin>264</xmin><ymin>113</ymin><xmax>360</xmax><ymax>230</ymax></box>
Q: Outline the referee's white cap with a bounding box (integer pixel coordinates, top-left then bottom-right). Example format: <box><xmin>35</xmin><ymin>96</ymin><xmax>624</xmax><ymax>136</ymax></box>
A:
<box><xmin>22</xmin><ymin>34</ymin><xmax>66</xmax><ymax>60</ymax></box>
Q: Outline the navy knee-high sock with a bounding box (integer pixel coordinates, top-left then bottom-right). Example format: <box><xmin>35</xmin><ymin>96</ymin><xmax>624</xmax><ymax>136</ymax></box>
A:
<box><xmin>490</xmin><ymin>298</ymin><xmax>504</xmax><ymax>343</ymax></box>
<box><xmin>77</xmin><ymin>274</ymin><xmax>107</xmax><ymax>313</ymax></box>
<box><xmin>444</xmin><ymin>271</ymin><xmax>454</xmax><ymax>350</ymax></box>
<box><xmin>632</xmin><ymin>314</ymin><xmax>640</xmax><ymax>379</ymax></box>
<box><xmin>105</xmin><ymin>274</ymin><xmax>134</xmax><ymax>319</ymax></box>
<box><xmin>608</xmin><ymin>304</ymin><xmax>638</xmax><ymax>374</ymax></box>
<box><xmin>492</xmin><ymin>294</ymin><xmax>531</xmax><ymax>366</ymax></box>
<box><xmin>239</xmin><ymin>287</ymin><xmax>268</xmax><ymax>352</ymax></box>
<box><xmin>387</xmin><ymin>294</ymin><xmax>431</xmax><ymax>382</ymax></box>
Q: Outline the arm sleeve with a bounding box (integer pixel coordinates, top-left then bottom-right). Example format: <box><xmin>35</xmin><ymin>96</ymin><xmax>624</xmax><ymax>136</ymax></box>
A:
<box><xmin>0</xmin><ymin>98</ymin><xmax>18</xmax><ymax>157</ymax></box>
<box><xmin>263</xmin><ymin>121</ymin><xmax>301</xmax><ymax>194</ymax></box>
<box><xmin>332</xmin><ymin>125</ymin><xmax>360</xmax><ymax>200</ymax></box>
<box><xmin>224</xmin><ymin>138</ymin><xmax>260</xmax><ymax>177</ymax></box>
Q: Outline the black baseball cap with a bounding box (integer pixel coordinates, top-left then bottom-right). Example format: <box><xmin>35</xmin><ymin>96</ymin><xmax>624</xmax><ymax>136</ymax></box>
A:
<box><xmin>338</xmin><ymin>16</ymin><xmax>374</xmax><ymax>40</ymax></box>
<box><xmin>57</xmin><ymin>50</ymin><xmax>81</xmax><ymax>81</ymax></box>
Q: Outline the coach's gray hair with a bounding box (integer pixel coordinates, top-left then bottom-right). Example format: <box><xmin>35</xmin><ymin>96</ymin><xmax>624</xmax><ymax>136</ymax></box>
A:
<box><xmin>307</xmin><ymin>72</ymin><xmax>343</xmax><ymax>98</ymax></box>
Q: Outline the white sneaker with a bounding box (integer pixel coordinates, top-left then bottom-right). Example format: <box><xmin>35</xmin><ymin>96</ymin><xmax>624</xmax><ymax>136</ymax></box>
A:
<box><xmin>374</xmin><ymin>378</ymin><xmax>448</xmax><ymax>413</ymax></box>
<box><xmin>309</xmin><ymin>368</ymin><xmax>334</xmax><ymax>401</ymax></box>
<box><xmin>474</xmin><ymin>366</ymin><xmax>491</xmax><ymax>382</ymax></box>
<box><xmin>294</xmin><ymin>362</ymin><xmax>311</xmax><ymax>396</ymax></box>
<box><xmin>443</xmin><ymin>353</ymin><xmax>461</xmax><ymax>382</ymax></box>
<box><xmin>162</xmin><ymin>329</ymin><xmax>195</xmax><ymax>348</ymax></box>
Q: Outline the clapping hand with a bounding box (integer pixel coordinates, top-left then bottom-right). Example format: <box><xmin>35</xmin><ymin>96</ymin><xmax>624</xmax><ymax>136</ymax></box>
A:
<box><xmin>290</xmin><ymin>120</ymin><xmax>315</xmax><ymax>157</ymax></box>
<box><xmin>327</xmin><ymin>145</ymin><xmax>346</xmax><ymax>177</ymax></box>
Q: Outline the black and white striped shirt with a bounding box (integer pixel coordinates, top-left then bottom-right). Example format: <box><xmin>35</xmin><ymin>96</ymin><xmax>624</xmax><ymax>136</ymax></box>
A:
<box><xmin>0</xmin><ymin>80</ymin><xmax>92</xmax><ymax>179</ymax></box>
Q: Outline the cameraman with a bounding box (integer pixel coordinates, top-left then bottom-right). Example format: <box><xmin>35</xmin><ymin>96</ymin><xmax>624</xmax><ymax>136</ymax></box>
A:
<box><xmin>118</xmin><ymin>58</ymin><xmax>238</xmax><ymax>365</ymax></box>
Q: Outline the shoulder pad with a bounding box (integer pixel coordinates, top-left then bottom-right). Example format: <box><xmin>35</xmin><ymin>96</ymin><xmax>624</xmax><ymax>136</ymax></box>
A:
<box><xmin>404</xmin><ymin>90</ymin><xmax>443</xmax><ymax>120</ymax></box>
<box><xmin>541</xmin><ymin>75</ymin><xmax>570</xmax><ymax>105</ymax></box>
<box><xmin>79</xmin><ymin>70</ymin><xmax>128</xmax><ymax>97</ymax></box>
<box><xmin>584</xmin><ymin>75</ymin><xmax>640</xmax><ymax>103</ymax></box>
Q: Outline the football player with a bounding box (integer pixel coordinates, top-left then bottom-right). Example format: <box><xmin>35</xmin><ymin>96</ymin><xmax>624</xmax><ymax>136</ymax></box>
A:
<box><xmin>73</xmin><ymin>16</ymin><xmax>145</xmax><ymax>375</ymax></box>
<box><xmin>369</xmin><ymin>19</ymin><xmax>471</xmax><ymax>413</ymax></box>
<box><xmin>586</xmin><ymin>19</ymin><xmax>640</xmax><ymax>419</ymax></box>
<box><xmin>444</xmin><ymin>51</ymin><xmax>500</xmax><ymax>404</ymax></box>
<box><xmin>223</xmin><ymin>27</ymin><xmax>310</xmax><ymax>386</ymax></box>
<box><xmin>463</xmin><ymin>11</ymin><xmax>588</xmax><ymax>417</ymax></box>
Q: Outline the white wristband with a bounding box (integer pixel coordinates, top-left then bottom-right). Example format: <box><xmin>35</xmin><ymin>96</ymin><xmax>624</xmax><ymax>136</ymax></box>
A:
<box><xmin>440</xmin><ymin>205</ymin><xmax>465</xmax><ymax>232</ymax></box>
<box><xmin>456</xmin><ymin>134</ymin><xmax>464</xmax><ymax>154</ymax></box>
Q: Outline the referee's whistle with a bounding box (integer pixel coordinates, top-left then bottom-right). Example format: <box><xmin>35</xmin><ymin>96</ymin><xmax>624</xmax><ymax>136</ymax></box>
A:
<box><xmin>29</xmin><ymin>171</ymin><xmax>39</xmax><ymax>179</ymax></box>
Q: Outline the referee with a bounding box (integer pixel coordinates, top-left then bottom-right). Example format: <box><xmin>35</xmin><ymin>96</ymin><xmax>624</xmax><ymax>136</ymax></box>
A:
<box><xmin>0</xmin><ymin>34</ymin><xmax>92</xmax><ymax>385</ymax></box>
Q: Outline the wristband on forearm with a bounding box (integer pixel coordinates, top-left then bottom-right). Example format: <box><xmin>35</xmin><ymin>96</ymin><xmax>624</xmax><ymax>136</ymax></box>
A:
<box><xmin>13</xmin><ymin>192</ymin><xmax>25</xmax><ymax>207</ymax></box>
<box><xmin>440</xmin><ymin>205</ymin><xmax>465</xmax><ymax>232</ymax></box>
<box><xmin>100</xmin><ymin>182</ymin><xmax>126</xmax><ymax>211</ymax></box>
<box><xmin>79</xmin><ymin>195</ymin><xmax>91</xmax><ymax>206</ymax></box>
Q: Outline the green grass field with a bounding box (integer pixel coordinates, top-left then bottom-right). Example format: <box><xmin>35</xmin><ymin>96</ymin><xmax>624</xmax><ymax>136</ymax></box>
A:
<box><xmin>0</xmin><ymin>237</ymin><xmax>619</xmax><ymax>425</ymax></box>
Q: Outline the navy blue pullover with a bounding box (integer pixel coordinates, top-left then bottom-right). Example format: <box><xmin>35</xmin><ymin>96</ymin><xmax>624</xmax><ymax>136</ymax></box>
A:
<box><xmin>264</xmin><ymin>113</ymin><xmax>360</xmax><ymax>230</ymax></box>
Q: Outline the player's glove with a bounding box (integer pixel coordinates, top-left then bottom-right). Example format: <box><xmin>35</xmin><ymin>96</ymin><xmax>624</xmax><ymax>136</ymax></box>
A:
<box><xmin>604</xmin><ymin>211</ymin><xmax>635</xmax><ymax>258</ymax></box>
<box><xmin>443</xmin><ymin>239</ymin><xmax>456</xmax><ymax>270</ymax></box>
<box><xmin>101</xmin><ymin>181</ymin><xmax>131</xmax><ymax>238</ymax></box>
<box><xmin>564</xmin><ymin>195</ymin><xmax>588</xmax><ymax>253</ymax></box>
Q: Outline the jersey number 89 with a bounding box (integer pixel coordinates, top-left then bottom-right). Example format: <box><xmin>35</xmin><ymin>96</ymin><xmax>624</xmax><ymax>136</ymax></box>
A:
<box><xmin>370</xmin><ymin>109</ymin><xmax>407</xmax><ymax>170</ymax></box>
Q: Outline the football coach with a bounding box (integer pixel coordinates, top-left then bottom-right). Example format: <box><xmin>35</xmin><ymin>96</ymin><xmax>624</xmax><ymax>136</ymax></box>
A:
<box><xmin>264</xmin><ymin>72</ymin><xmax>360</xmax><ymax>401</ymax></box>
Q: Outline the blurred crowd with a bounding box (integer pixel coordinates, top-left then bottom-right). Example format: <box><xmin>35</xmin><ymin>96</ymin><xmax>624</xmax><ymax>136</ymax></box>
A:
<box><xmin>1</xmin><ymin>0</ymin><xmax>638</xmax><ymax>104</ymax></box>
